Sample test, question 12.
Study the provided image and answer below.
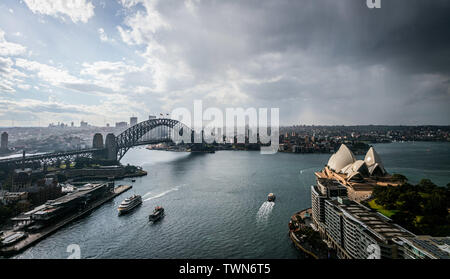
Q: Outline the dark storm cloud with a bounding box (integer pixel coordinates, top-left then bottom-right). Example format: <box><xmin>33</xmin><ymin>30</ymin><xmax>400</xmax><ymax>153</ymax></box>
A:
<box><xmin>163</xmin><ymin>0</ymin><xmax>448</xmax><ymax>125</ymax></box>
<box><xmin>163</xmin><ymin>0</ymin><xmax>450</xmax><ymax>75</ymax></box>
<box><xmin>116</xmin><ymin>0</ymin><xmax>450</xmax><ymax>124</ymax></box>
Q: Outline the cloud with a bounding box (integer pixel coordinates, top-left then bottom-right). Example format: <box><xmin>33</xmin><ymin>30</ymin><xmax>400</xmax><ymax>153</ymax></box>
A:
<box><xmin>2</xmin><ymin>0</ymin><xmax>449</xmax><ymax>125</ymax></box>
<box><xmin>117</xmin><ymin>0</ymin><xmax>170</xmax><ymax>46</ymax></box>
<box><xmin>98</xmin><ymin>28</ymin><xmax>115</xmax><ymax>43</ymax></box>
<box><xmin>0</xmin><ymin>56</ymin><xmax>27</xmax><ymax>93</ymax></box>
<box><xmin>23</xmin><ymin>0</ymin><xmax>95</xmax><ymax>23</ymax></box>
<box><xmin>15</xmin><ymin>58</ymin><xmax>115</xmax><ymax>95</ymax></box>
<box><xmin>15</xmin><ymin>58</ymin><xmax>80</xmax><ymax>86</ymax></box>
<box><xmin>0</xmin><ymin>98</ymin><xmax>90</xmax><ymax>114</ymax></box>
<box><xmin>0</xmin><ymin>29</ymin><xmax>27</xmax><ymax>56</ymax></box>
<box><xmin>112</xmin><ymin>0</ymin><xmax>449</xmax><ymax>124</ymax></box>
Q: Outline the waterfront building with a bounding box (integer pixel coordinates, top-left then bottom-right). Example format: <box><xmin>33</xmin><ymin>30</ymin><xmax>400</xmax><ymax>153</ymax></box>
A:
<box><xmin>1</xmin><ymin>132</ymin><xmax>8</xmax><ymax>150</ymax></box>
<box><xmin>309</xmin><ymin>146</ymin><xmax>417</xmax><ymax>259</ymax></box>
<box><xmin>315</xmin><ymin>144</ymin><xmax>402</xmax><ymax>201</ymax></box>
<box><xmin>323</xmin><ymin>197</ymin><xmax>414</xmax><ymax>259</ymax></box>
<box><xmin>62</xmin><ymin>165</ymin><xmax>127</xmax><ymax>179</ymax></box>
<box><xmin>395</xmin><ymin>236</ymin><xmax>450</xmax><ymax>259</ymax></box>
<box><xmin>311</xmin><ymin>186</ymin><xmax>326</xmax><ymax>233</ymax></box>
<box><xmin>311</xmin><ymin>179</ymin><xmax>347</xmax><ymax>236</ymax></box>
<box><xmin>11</xmin><ymin>183</ymin><xmax>114</xmax><ymax>227</ymax></box>
<box><xmin>25</xmin><ymin>178</ymin><xmax>62</xmax><ymax>206</ymax></box>
<box><xmin>11</xmin><ymin>168</ymin><xmax>33</xmax><ymax>192</ymax></box>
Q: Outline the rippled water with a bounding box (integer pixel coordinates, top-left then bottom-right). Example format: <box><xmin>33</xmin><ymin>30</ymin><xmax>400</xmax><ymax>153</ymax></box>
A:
<box><xmin>14</xmin><ymin>142</ymin><xmax>450</xmax><ymax>259</ymax></box>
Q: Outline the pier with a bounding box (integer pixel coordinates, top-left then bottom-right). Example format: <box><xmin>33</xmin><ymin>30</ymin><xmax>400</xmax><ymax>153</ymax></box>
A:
<box><xmin>0</xmin><ymin>185</ymin><xmax>132</xmax><ymax>257</ymax></box>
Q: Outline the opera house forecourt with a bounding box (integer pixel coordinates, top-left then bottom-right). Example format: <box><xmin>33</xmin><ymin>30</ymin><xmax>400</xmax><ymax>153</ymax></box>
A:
<box><xmin>315</xmin><ymin>145</ymin><xmax>401</xmax><ymax>202</ymax></box>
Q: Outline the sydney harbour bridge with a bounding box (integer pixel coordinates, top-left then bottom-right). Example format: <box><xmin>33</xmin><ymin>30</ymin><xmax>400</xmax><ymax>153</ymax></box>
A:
<box><xmin>0</xmin><ymin>118</ymin><xmax>204</xmax><ymax>168</ymax></box>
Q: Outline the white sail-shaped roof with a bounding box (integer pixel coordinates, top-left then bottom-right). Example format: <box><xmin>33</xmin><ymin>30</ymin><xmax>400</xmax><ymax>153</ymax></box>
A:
<box><xmin>368</xmin><ymin>163</ymin><xmax>386</xmax><ymax>176</ymax></box>
<box><xmin>343</xmin><ymin>160</ymin><xmax>369</xmax><ymax>177</ymax></box>
<box><xmin>347</xmin><ymin>170</ymin><xmax>364</xmax><ymax>181</ymax></box>
<box><xmin>365</xmin><ymin>147</ymin><xmax>387</xmax><ymax>176</ymax></box>
<box><xmin>327</xmin><ymin>144</ymin><xmax>356</xmax><ymax>172</ymax></box>
<box><xmin>340</xmin><ymin>163</ymin><xmax>353</xmax><ymax>174</ymax></box>
<box><xmin>364</xmin><ymin>147</ymin><xmax>383</xmax><ymax>168</ymax></box>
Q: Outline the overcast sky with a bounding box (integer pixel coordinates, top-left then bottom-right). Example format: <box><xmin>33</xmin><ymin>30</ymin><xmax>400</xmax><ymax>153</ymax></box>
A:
<box><xmin>0</xmin><ymin>0</ymin><xmax>449</xmax><ymax>126</ymax></box>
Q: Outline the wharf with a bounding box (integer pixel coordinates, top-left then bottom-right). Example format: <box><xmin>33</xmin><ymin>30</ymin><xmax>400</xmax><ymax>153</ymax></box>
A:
<box><xmin>0</xmin><ymin>185</ymin><xmax>132</xmax><ymax>257</ymax></box>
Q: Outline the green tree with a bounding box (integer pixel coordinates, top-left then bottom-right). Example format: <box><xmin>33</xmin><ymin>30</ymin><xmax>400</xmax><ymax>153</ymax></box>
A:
<box><xmin>417</xmin><ymin>179</ymin><xmax>437</xmax><ymax>193</ymax></box>
<box><xmin>423</xmin><ymin>189</ymin><xmax>447</xmax><ymax>216</ymax></box>
<box><xmin>398</xmin><ymin>191</ymin><xmax>423</xmax><ymax>214</ymax></box>
<box><xmin>391</xmin><ymin>211</ymin><xmax>416</xmax><ymax>232</ymax></box>
<box><xmin>392</xmin><ymin>173</ymin><xmax>408</xmax><ymax>183</ymax></box>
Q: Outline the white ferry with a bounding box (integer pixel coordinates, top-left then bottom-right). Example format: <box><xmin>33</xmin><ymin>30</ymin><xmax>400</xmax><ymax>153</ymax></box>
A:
<box><xmin>118</xmin><ymin>195</ymin><xmax>142</xmax><ymax>215</ymax></box>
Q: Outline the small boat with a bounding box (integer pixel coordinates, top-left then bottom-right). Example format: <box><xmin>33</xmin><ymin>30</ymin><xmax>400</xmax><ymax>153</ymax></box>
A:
<box><xmin>118</xmin><ymin>195</ymin><xmax>142</xmax><ymax>215</ymax></box>
<box><xmin>267</xmin><ymin>193</ymin><xmax>276</xmax><ymax>202</ymax></box>
<box><xmin>149</xmin><ymin>206</ymin><xmax>165</xmax><ymax>222</ymax></box>
<box><xmin>131</xmin><ymin>179</ymin><xmax>136</xmax><ymax>182</ymax></box>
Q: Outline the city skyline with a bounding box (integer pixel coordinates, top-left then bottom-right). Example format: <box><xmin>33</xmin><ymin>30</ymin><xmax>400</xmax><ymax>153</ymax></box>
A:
<box><xmin>0</xmin><ymin>0</ymin><xmax>449</xmax><ymax>127</ymax></box>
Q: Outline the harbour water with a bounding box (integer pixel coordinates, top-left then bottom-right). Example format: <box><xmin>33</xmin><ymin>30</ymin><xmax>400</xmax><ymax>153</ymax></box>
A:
<box><xmin>14</xmin><ymin>142</ymin><xmax>450</xmax><ymax>259</ymax></box>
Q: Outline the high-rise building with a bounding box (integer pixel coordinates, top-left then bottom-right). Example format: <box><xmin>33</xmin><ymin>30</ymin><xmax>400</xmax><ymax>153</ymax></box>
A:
<box><xmin>1</xmin><ymin>132</ymin><xmax>8</xmax><ymax>150</ymax></box>
<box><xmin>80</xmin><ymin>121</ymin><xmax>88</xmax><ymax>127</ymax></box>
<box><xmin>130</xmin><ymin>117</ymin><xmax>138</xmax><ymax>126</ymax></box>
<box><xmin>322</xmin><ymin>197</ymin><xmax>414</xmax><ymax>259</ymax></box>
<box><xmin>115</xmin><ymin>122</ymin><xmax>128</xmax><ymax>128</ymax></box>
<box><xmin>311</xmin><ymin>179</ymin><xmax>347</xmax><ymax>236</ymax></box>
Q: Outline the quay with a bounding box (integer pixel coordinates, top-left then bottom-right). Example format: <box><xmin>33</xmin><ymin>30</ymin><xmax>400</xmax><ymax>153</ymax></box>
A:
<box><xmin>0</xmin><ymin>184</ymin><xmax>132</xmax><ymax>257</ymax></box>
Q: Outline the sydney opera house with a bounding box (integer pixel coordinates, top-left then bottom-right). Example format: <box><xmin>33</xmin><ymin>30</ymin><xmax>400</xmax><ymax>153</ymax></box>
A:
<box><xmin>315</xmin><ymin>144</ymin><xmax>401</xmax><ymax>201</ymax></box>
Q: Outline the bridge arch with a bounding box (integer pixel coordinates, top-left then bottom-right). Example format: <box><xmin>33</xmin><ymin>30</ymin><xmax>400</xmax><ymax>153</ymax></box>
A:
<box><xmin>114</xmin><ymin>118</ymin><xmax>193</xmax><ymax>160</ymax></box>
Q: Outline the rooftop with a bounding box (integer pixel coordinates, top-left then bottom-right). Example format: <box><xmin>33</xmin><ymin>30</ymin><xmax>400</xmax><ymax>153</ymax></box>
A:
<box><xmin>327</xmin><ymin>198</ymin><xmax>414</xmax><ymax>242</ymax></box>
<box><xmin>404</xmin><ymin>236</ymin><xmax>450</xmax><ymax>259</ymax></box>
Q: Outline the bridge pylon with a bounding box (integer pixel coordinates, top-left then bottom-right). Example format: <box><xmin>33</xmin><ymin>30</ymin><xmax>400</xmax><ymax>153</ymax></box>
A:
<box><xmin>92</xmin><ymin>133</ymin><xmax>105</xmax><ymax>159</ymax></box>
<box><xmin>105</xmin><ymin>133</ymin><xmax>117</xmax><ymax>161</ymax></box>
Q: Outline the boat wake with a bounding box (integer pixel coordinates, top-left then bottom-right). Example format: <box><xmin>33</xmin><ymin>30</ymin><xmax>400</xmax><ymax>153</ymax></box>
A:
<box><xmin>142</xmin><ymin>191</ymin><xmax>153</xmax><ymax>198</ymax></box>
<box><xmin>256</xmin><ymin>201</ymin><xmax>275</xmax><ymax>223</ymax></box>
<box><xmin>144</xmin><ymin>186</ymin><xmax>181</xmax><ymax>202</ymax></box>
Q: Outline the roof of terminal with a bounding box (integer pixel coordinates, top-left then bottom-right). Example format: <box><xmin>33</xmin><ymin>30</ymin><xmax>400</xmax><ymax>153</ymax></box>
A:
<box><xmin>49</xmin><ymin>183</ymin><xmax>105</xmax><ymax>204</ymax></box>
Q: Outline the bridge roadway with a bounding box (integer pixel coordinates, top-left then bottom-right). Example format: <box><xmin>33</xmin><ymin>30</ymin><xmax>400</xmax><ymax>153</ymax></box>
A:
<box><xmin>0</xmin><ymin>148</ymin><xmax>101</xmax><ymax>165</ymax></box>
<box><xmin>0</xmin><ymin>139</ymin><xmax>173</xmax><ymax>166</ymax></box>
